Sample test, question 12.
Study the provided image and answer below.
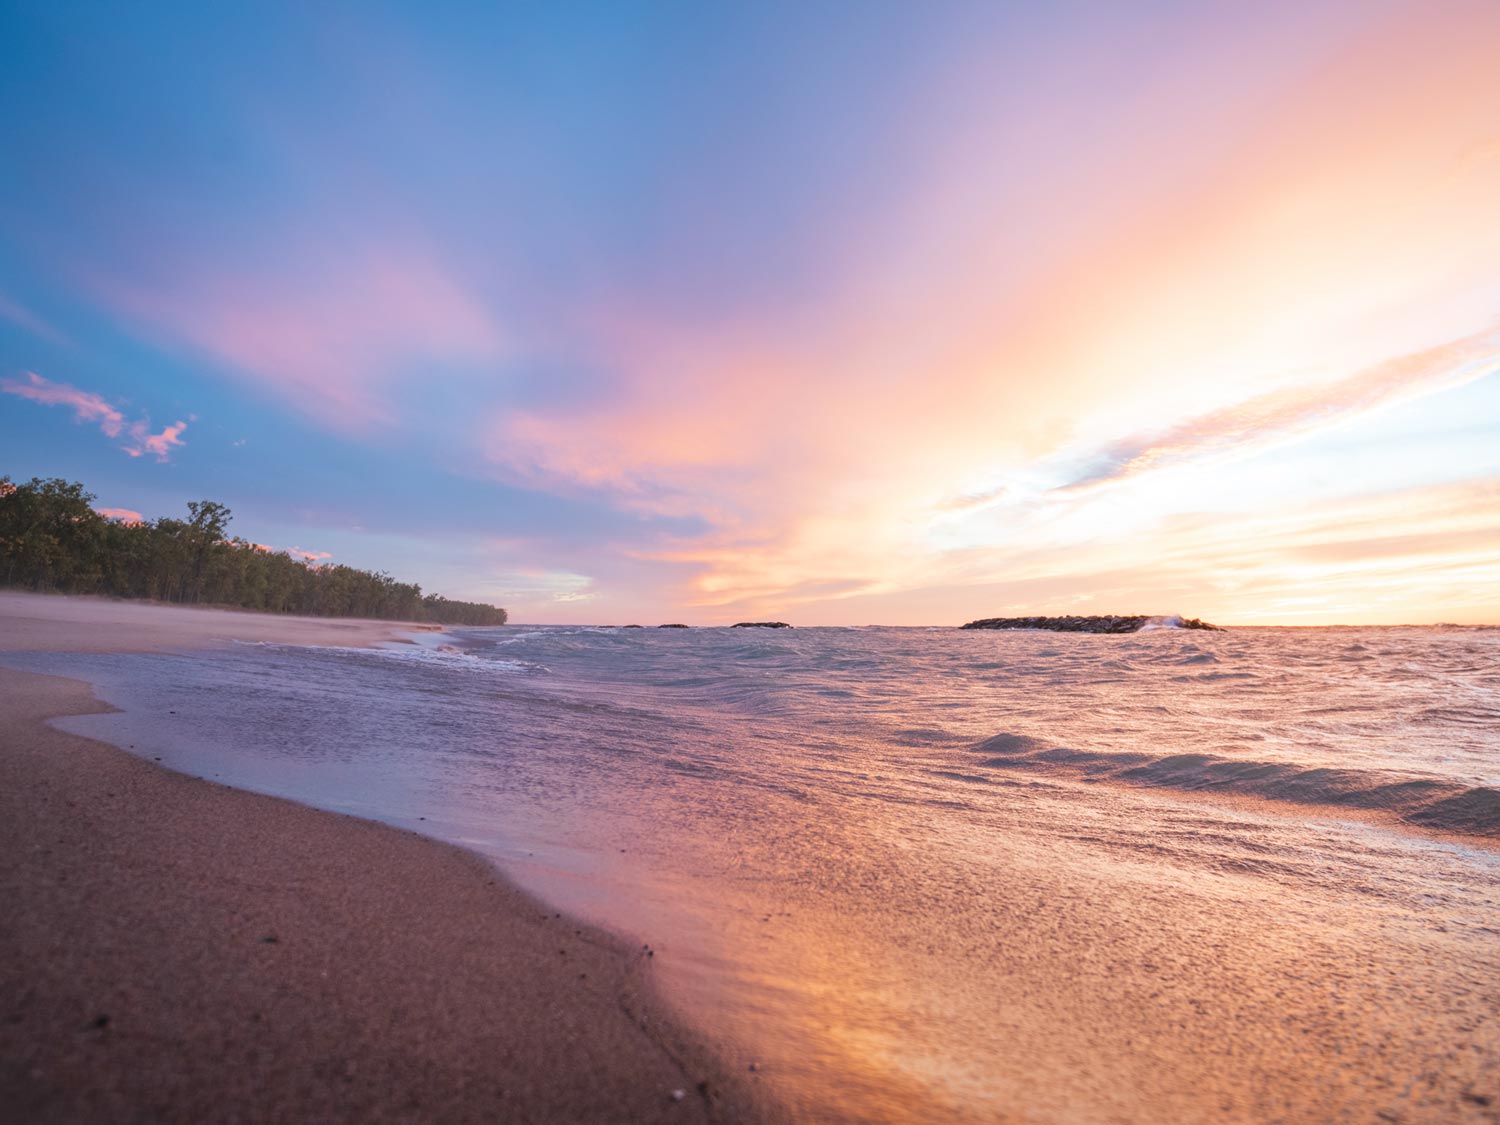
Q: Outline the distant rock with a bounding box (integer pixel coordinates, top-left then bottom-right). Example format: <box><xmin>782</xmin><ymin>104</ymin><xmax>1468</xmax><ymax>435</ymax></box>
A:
<box><xmin>658</xmin><ymin>623</ymin><xmax>690</xmax><ymax>628</ymax></box>
<box><xmin>732</xmin><ymin>621</ymin><xmax>793</xmax><ymax>629</ymax></box>
<box><xmin>959</xmin><ymin>615</ymin><xmax>1221</xmax><ymax>633</ymax></box>
<box><xmin>622</xmin><ymin>624</ymin><xmax>644</xmax><ymax>628</ymax></box>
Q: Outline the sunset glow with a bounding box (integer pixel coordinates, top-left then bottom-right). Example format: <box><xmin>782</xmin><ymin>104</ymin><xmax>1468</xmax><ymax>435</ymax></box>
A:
<box><xmin>2</xmin><ymin>1</ymin><xmax>1497</xmax><ymax>623</ymax></box>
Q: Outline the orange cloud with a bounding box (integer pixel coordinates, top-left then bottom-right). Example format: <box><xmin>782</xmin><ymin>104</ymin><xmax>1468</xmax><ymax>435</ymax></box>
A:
<box><xmin>481</xmin><ymin>2</ymin><xmax>1500</xmax><ymax>622</ymax></box>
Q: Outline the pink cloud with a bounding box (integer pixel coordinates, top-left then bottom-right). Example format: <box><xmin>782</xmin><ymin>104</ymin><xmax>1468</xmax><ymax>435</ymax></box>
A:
<box><xmin>2</xmin><ymin>371</ymin><xmax>126</xmax><ymax>436</ymax></box>
<box><xmin>287</xmin><ymin>546</ymin><xmax>333</xmax><ymax>563</ymax></box>
<box><xmin>243</xmin><ymin>542</ymin><xmax>331</xmax><ymax>563</ymax></box>
<box><xmin>94</xmin><ymin>507</ymin><xmax>144</xmax><ymax>524</ymax></box>
<box><xmin>122</xmin><ymin>419</ymin><xmax>189</xmax><ymax>461</ymax></box>
<box><xmin>98</xmin><ymin>244</ymin><xmax>502</xmax><ymax>429</ymax></box>
<box><xmin>3</xmin><ymin>371</ymin><xmax>189</xmax><ymax>462</ymax></box>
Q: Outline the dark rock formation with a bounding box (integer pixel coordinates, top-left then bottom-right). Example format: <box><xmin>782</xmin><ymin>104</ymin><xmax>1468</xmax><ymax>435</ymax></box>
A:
<box><xmin>657</xmin><ymin>624</ymin><xmax>690</xmax><ymax>628</ymax></box>
<box><xmin>960</xmin><ymin>615</ymin><xmax>1221</xmax><ymax>633</ymax></box>
<box><xmin>731</xmin><ymin>621</ymin><xmax>793</xmax><ymax>629</ymax></box>
<box><xmin>622</xmin><ymin>624</ymin><xmax>643</xmax><ymax>628</ymax></box>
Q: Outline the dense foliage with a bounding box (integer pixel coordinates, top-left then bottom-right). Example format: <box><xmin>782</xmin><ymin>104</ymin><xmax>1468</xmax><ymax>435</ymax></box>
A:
<box><xmin>0</xmin><ymin>476</ymin><xmax>507</xmax><ymax>626</ymax></box>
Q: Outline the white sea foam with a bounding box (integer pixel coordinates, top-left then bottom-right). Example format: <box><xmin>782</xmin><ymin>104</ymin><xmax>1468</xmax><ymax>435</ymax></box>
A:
<box><xmin>233</xmin><ymin>637</ymin><xmax>531</xmax><ymax>675</ymax></box>
<box><xmin>372</xmin><ymin>644</ymin><xmax>531</xmax><ymax>675</ymax></box>
<box><xmin>1137</xmin><ymin>614</ymin><xmax>1186</xmax><ymax>631</ymax></box>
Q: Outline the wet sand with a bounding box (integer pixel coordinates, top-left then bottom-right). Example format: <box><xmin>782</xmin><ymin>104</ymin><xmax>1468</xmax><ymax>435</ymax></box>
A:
<box><xmin>0</xmin><ymin>594</ymin><xmax>761</xmax><ymax>1123</ymax></box>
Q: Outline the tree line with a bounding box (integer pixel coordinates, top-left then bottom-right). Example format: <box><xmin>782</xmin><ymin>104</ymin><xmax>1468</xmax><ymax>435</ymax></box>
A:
<box><xmin>0</xmin><ymin>475</ymin><xmax>507</xmax><ymax>626</ymax></box>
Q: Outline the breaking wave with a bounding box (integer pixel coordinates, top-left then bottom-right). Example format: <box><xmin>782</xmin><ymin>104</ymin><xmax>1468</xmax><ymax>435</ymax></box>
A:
<box><xmin>1138</xmin><ymin>614</ymin><xmax>1188</xmax><ymax>631</ymax></box>
<box><xmin>968</xmin><ymin>732</ymin><xmax>1500</xmax><ymax>838</ymax></box>
<box><xmin>234</xmin><ymin>637</ymin><xmax>534</xmax><ymax>676</ymax></box>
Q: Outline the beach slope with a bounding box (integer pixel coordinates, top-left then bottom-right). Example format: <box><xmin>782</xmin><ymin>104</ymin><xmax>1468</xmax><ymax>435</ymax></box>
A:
<box><xmin>0</xmin><ymin>595</ymin><xmax>754</xmax><ymax>1122</ymax></box>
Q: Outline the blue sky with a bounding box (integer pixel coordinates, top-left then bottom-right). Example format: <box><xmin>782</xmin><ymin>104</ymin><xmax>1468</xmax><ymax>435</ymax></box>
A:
<box><xmin>3</xmin><ymin>0</ymin><xmax>1499</xmax><ymax>623</ymax></box>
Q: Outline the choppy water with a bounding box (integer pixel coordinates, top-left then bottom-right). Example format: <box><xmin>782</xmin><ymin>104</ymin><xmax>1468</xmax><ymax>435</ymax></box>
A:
<box><xmin>16</xmin><ymin>625</ymin><xmax>1500</xmax><ymax>1122</ymax></box>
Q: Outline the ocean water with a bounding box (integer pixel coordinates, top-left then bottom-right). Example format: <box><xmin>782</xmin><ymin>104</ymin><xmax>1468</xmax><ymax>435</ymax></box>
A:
<box><xmin>17</xmin><ymin>625</ymin><xmax>1500</xmax><ymax>1121</ymax></box>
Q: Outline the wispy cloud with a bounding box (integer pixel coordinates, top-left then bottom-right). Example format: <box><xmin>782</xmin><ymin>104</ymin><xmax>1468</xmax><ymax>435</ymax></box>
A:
<box><xmin>934</xmin><ymin>485</ymin><xmax>1010</xmax><ymax>514</ymax></box>
<box><xmin>97</xmin><ymin>243</ymin><xmax>503</xmax><ymax>429</ymax></box>
<box><xmin>0</xmin><ymin>293</ymin><xmax>70</xmax><ymax>346</ymax></box>
<box><xmin>2</xmin><ymin>372</ymin><xmax>190</xmax><ymax>461</ymax></box>
<box><xmin>1058</xmin><ymin>325</ymin><xmax>1500</xmax><ymax>492</ymax></box>
<box><xmin>3</xmin><ymin>371</ymin><xmax>125</xmax><ymax>436</ymax></box>
<box><xmin>485</xmin><ymin>565</ymin><xmax>598</xmax><ymax>609</ymax></box>
<box><xmin>124</xmin><ymin>419</ymin><xmax>189</xmax><ymax>461</ymax></box>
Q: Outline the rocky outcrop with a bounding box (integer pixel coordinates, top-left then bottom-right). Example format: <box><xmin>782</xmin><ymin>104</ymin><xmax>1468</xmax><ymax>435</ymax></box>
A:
<box><xmin>657</xmin><ymin>624</ymin><xmax>690</xmax><ymax>628</ymax></box>
<box><xmin>960</xmin><ymin>615</ymin><xmax>1221</xmax><ymax>633</ymax></box>
<box><xmin>732</xmin><ymin>621</ymin><xmax>793</xmax><ymax>628</ymax></box>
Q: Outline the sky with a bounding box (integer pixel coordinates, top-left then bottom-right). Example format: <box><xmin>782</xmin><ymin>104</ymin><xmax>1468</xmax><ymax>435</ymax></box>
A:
<box><xmin>2</xmin><ymin>0</ymin><xmax>1498</xmax><ymax>625</ymax></box>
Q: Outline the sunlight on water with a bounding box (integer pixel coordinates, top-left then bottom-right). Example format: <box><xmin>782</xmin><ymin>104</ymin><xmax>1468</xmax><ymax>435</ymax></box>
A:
<box><xmin>21</xmin><ymin>625</ymin><xmax>1500</xmax><ymax>1122</ymax></box>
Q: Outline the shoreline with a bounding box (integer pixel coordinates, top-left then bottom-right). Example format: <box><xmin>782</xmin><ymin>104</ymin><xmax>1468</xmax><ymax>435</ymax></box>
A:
<box><xmin>11</xmin><ymin>593</ymin><xmax>1498</xmax><ymax>1121</ymax></box>
<box><xmin>0</xmin><ymin>590</ymin><xmax>441</xmax><ymax>653</ymax></box>
<box><xmin>0</xmin><ymin>594</ymin><xmax>765</xmax><ymax>1122</ymax></box>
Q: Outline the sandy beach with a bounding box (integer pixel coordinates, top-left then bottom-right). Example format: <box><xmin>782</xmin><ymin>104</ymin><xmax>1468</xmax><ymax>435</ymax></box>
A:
<box><xmin>0</xmin><ymin>593</ymin><xmax>761</xmax><ymax>1123</ymax></box>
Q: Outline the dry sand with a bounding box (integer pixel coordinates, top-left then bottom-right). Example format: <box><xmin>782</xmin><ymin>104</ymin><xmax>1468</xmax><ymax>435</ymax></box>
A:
<box><xmin>0</xmin><ymin>593</ymin><xmax>763</xmax><ymax>1123</ymax></box>
<box><xmin>0</xmin><ymin>590</ymin><xmax>442</xmax><ymax>653</ymax></box>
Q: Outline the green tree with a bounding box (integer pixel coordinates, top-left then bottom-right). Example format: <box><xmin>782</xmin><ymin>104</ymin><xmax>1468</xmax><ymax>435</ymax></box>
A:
<box><xmin>0</xmin><ymin>476</ymin><xmax>107</xmax><ymax>590</ymax></box>
<box><xmin>184</xmin><ymin>500</ymin><xmax>232</xmax><ymax>603</ymax></box>
<box><xmin>1</xmin><ymin>474</ymin><xmax>506</xmax><ymax>626</ymax></box>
